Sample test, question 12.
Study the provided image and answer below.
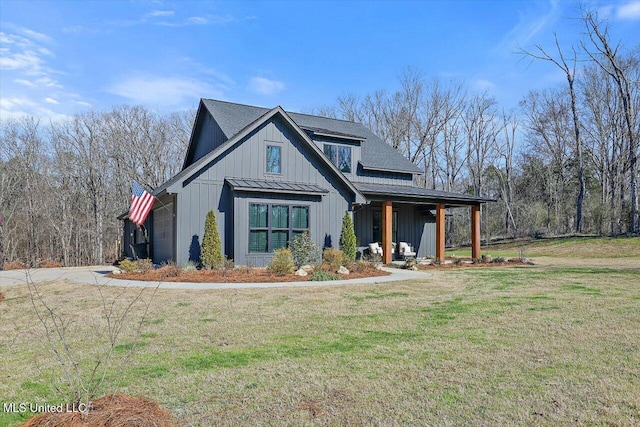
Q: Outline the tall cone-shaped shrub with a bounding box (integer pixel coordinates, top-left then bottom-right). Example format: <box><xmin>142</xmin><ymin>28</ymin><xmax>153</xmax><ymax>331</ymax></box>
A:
<box><xmin>339</xmin><ymin>211</ymin><xmax>357</xmax><ymax>262</ymax></box>
<box><xmin>201</xmin><ymin>210</ymin><xmax>224</xmax><ymax>269</ymax></box>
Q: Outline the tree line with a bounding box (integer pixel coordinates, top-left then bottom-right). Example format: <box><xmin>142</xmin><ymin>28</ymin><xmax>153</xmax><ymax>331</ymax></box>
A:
<box><xmin>0</xmin><ymin>12</ymin><xmax>637</xmax><ymax>267</ymax></box>
<box><xmin>316</xmin><ymin>11</ymin><xmax>639</xmax><ymax>244</ymax></box>
<box><xmin>0</xmin><ymin>107</ymin><xmax>192</xmax><ymax>267</ymax></box>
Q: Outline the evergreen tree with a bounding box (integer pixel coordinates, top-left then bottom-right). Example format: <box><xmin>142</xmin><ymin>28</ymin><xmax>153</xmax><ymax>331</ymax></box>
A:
<box><xmin>339</xmin><ymin>211</ymin><xmax>357</xmax><ymax>261</ymax></box>
<box><xmin>200</xmin><ymin>210</ymin><xmax>224</xmax><ymax>269</ymax></box>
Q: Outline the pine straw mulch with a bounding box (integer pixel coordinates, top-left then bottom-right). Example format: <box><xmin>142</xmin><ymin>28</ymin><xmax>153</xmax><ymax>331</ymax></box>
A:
<box><xmin>109</xmin><ymin>264</ymin><xmax>390</xmax><ymax>283</ymax></box>
<box><xmin>21</xmin><ymin>394</ymin><xmax>178</xmax><ymax>427</ymax></box>
<box><xmin>417</xmin><ymin>258</ymin><xmax>532</xmax><ymax>270</ymax></box>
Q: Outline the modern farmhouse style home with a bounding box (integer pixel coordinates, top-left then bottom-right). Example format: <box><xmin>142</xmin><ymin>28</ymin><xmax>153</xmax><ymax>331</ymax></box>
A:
<box><xmin>120</xmin><ymin>99</ymin><xmax>493</xmax><ymax>266</ymax></box>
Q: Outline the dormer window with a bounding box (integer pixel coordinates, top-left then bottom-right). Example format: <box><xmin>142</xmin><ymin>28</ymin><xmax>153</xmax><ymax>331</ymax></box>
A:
<box><xmin>323</xmin><ymin>144</ymin><xmax>351</xmax><ymax>173</ymax></box>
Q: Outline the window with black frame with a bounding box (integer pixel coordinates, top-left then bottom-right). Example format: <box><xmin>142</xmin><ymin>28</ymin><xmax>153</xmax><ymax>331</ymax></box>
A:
<box><xmin>323</xmin><ymin>144</ymin><xmax>351</xmax><ymax>173</ymax></box>
<box><xmin>249</xmin><ymin>203</ymin><xmax>309</xmax><ymax>253</ymax></box>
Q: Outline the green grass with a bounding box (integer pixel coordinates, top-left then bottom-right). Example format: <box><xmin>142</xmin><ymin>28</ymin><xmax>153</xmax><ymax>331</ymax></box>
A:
<box><xmin>1</xmin><ymin>237</ymin><xmax>639</xmax><ymax>425</ymax></box>
<box><xmin>448</xmin><ymin>235</ymin><xmax>640</xmax><ymax>258</ymax></box>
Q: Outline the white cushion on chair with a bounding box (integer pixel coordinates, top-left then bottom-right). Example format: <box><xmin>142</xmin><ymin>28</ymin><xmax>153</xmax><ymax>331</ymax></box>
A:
<box><xmin>399</xmin><ymin>242</ymin><xmax>416</xmax><ymax>257</ymax></box>
<box><xmin>368</xmin><ymin>242</ymin><xmax>382</xmax><ymax>255</ymax></box>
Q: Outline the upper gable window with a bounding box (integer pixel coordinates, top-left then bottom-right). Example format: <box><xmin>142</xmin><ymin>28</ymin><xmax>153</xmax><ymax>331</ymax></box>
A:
<box><xmin>323</xmin><ymin>144</ymin><xmax>352</xmax><ymax>173</ymax></box>
<box><xmin>266</xmin><ymin>145</ymin><xmax>281</xmax><ymax>174</ymax></box>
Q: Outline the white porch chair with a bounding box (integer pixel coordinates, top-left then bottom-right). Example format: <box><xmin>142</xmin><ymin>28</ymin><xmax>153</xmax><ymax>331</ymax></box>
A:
<box><xmin>368</xmin><ymin>242</ymin><xmax>383</xmax><ymax>257</ymax></box>
<box><xmin>398</xmin><ymin>242</ymin><xmax>416</xmax><ymax>260</ymax></box>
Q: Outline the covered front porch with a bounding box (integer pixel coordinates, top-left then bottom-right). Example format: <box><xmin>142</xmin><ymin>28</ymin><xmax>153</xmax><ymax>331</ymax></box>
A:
<box><xmin>352</xmin><ymin>183</ymin><xmax>494</xmax><ymax>264</ymax></box>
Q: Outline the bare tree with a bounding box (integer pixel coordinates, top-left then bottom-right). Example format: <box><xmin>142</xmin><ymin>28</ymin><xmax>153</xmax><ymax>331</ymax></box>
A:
<box><xmin>581</xmin><ymin>11</ymin><xmax>639</xmax><ymax>234</ymax></box>
<box><xmin>520</xmin><ymin>34</ymin><xmax>586</xmax><ymax>232</ymax></box>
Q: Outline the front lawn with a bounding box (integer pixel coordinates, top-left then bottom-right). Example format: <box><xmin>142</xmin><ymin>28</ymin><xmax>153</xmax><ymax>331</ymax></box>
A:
<box><xmin>1</xmin><ymin>240</ymin><xmax>638</xmax><ymax>425</ymax></box>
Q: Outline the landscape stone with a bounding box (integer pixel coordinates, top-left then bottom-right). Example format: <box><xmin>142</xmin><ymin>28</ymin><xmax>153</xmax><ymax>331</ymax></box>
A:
<box><xmin>337</xmin><ymin>266</ymin><xmax>349</xmax><ymax>275</ymax></box>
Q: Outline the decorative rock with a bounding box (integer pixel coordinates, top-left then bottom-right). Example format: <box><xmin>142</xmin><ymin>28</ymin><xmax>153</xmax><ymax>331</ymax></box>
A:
<box><xmin>409</xmin><ymin>265</ymin><xmax>418</xmax><ymax>271</ymax></box>
<box><xmin>337</xmin><ymin>265</ymin><xmax>350</xmax><ymax>275</ymax></box>
<box><xmin>301</xmin><ymin>264</ymin><xmax>314</xmax><ymax>273</ymax></box>
<box><xmin>294</xmin><ymin>268</ymin><xmax>308</xmax><ymax>277</ymax></box>
<box><xmin>112</xmin><ymin>269</ymin><xmax>122</xmax><ymax>275</ymax></box>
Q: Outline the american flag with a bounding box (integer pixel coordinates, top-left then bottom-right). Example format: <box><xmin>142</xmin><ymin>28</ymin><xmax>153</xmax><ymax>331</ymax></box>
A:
<box><xmin>129</xmin><ymin>181</ymin><xmax>155</xmax><ymax>226</ymax></box>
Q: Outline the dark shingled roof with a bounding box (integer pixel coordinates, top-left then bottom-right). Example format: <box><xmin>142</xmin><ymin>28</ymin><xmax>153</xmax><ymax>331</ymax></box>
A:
<box><xmin>225</xmin><ymin>178</ymin><xmax>328</xmax><ymax>195</ymax></box>
<box><xmin>354</xmin><ymin>182</ymin><xmax>495</xmax><ymax>206</ymax></box>
<box><xmin>201</xmin><ymin>99</ymin><xmax>422</xmax><ymax>175</ymax></box>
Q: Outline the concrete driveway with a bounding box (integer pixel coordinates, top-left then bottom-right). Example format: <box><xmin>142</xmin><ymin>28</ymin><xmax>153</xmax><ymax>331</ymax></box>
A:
<box><xmin>0</xmin><ymin>265</ymin><xmax>430</xmax><ymax>290</ymax></box>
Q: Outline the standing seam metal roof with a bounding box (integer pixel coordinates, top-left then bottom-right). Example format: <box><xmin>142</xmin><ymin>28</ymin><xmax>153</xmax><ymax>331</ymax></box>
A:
<box><xmin>225</xmin><ymin>178</ymin><xmax>329</xmax><ymax>194</ymax></box>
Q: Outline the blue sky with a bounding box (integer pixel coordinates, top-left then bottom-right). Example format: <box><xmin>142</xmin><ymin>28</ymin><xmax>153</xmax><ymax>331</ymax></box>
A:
<box><xmin>1</xmin><ymin>0</ymin><xmax>639</xmax><ymax>121</ymax></box>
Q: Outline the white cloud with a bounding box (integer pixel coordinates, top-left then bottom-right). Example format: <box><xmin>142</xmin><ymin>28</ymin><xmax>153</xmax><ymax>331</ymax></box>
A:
<box><xmin>0</xmin><ymin>95</ymin><xmax>71</xmax><ymax>121</ymax></box>
<box><xmin>20</xmin><ymin>28</ymin><xmax>53</xmax><ymax>43</ymax></box>
<box><xmin>616</xmin><ymin>1</ymin><xmax>640</xmax><ymax>19</ymax></box>
<box><xmin>14</xmin><ymin>78</ymin><xmax>35</xmax><ymax>87</ymax></box>
<box><xmin>147</xmin><ymin>10</ymin><xmax>175</xmax><ymax>17</ymax></box>
<box><xmin>0</xmin><ymin>96</ymin><xmax>38</xmax><ymax>111</ymax></box>
<box><xmin>108</xmin><ymin>76</ymin><xmax>224</xmax><ymax>107</ymax></box>
<box><xmin>248</xmin><ymin>77</ymin><xmax>285</xmax><ymax>95</ymax></box>
<box><xmin>187</xmin><ymin>16</ymin><xmax>208</xmax><ymax>25</ymax></box>
<box><xmin>45</xmin><ymin>97</ymin><xmax>59</xmax><ymax>105</ymax></box>
<box><xmin>494</xmin><ymin>1</ymin><xmax>560</xmax><ymax>53</ymax></box>
<box><xmin>0</xmin><ymin>29</ymin><xmax>61</xmax><ymax>89</ymax></box>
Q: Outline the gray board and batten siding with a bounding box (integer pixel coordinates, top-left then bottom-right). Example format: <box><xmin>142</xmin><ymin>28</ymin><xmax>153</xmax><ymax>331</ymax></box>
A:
<box><xmin>129</xmin><ymin>99</ymin><xmax>494</xmax><ymax>266</ymax></box>
<box><xmin>171</xmin><ymin>114</ymin><xmax>356</xmax><ymax>266</ymax></box>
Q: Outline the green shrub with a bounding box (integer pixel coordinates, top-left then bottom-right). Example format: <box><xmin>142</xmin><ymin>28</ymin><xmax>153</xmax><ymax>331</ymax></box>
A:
<box><xmin>290</xmin><ymin>231</ymin><xmax>321</xmax><ymax>268</ymax></box>
<box><xmin>339</xmin><ymin>212</ymin><xmax>357</xmax><ymax>262</ymax></box>
<box><xmin>454</xmin><ymin>257</ymin><xmax>463</xmax><ymax>266</ymax></box>
<box><xmin>493</xmin><ymin>256</ymin><xmax>506</xmax><ymax>263</ymax></box>
<box><xmin>119</xmin><ymin>259</ymin><xmax>138</xmax><ymax>273</ymax></box>
<box><xmin>310</xmin><ymin>270</ymin><xmax>341</xmax><ymax>281</ymax></box>
<box><xmin>268</xmin><ymin>248</ymin><xmax>294</xmax><ymax>276</ymax></box>
<box><xmin>322</xmin><ymin>248</ymin><xmax>344</xmax><ymax>272</ymax></box>
<box><xmin>201</xmin><ymin>210</ymin><xmax>224</xmax><ymax>269</ymax></box>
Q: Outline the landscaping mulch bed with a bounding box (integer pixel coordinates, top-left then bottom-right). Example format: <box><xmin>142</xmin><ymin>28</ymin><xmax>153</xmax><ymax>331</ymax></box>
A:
<box><xmin>109</xmin><ymin>265</ymin><xmax>390</xmax><ymax>283</ymax></box>
<box><xmin>21</xmin><ymin>394</ymin><xmax>178</xmax><ymax>427</ymax></box>
<box><xmin>417</xmin><ymin>258</ymin><xmax>532</xmax><ymax>270</ymax></box>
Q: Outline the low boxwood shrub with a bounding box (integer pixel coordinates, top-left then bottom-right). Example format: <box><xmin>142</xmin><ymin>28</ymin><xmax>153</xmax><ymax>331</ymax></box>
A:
<box><xmin>310</xmin><ymin>270</ymin><xmax>341</xmax><ymax>281</ymax></box>
<box><xmin>119</xmin><ymin>259</ymin><xmax>138</xmax><ymax>272</ymax></box>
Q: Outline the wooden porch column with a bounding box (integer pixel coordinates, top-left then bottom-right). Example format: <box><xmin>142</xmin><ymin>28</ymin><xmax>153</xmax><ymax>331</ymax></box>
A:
<box><xmin>382</xmin><ymin>201</ymin><xmax>393</xmax><ymax>264</ymax></box>
<box><xmin>435</xmin><ymin>204</ymin><xmax>445</xmax><ymax>262</ymax></box>
<box><xmin>471</xmin><ymin>204</ymin><xmax>481</xmax><ymax>259</ymax></box>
